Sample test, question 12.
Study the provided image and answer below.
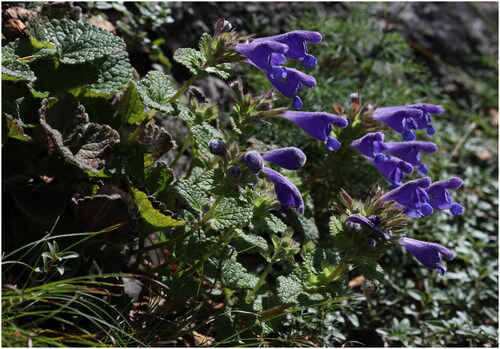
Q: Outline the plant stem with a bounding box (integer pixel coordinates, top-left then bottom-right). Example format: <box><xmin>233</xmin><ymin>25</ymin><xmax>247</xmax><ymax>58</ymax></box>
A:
<box><xmin>170</xmin><ymin>135</ymin><xmax>192</xmax><ymax>168</ymax></box>
<box><xmin>183</xmin><ymin>227</ymin><xmax>236</xmax><ymax>277</ymax></box>
<box><xmin>324</xmin><ymin>262</ymin><xmax>348</xmax><ymax>285</ymax></box>
<box><xmin>127</xmin><ymin>196</ymin><xmax>224</xmax><ymax>256</ymax></box>
<box><xmin>245</xmin><ymin>255</ymin><xmax>277</xmax><ymax>302</ymax></box>
<box><xmin>167</xmin><ymin>74</ymin><xmax>198</xmax><ymax>104</ymax></box>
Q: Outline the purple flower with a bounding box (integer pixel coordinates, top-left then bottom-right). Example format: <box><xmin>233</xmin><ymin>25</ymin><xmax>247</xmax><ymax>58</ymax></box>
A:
<box><xmin>262</xmin><ymin>147</ymin><xmax>306</xmax><ymax>170</ymax></box>
<box><xmin>254</xmin><ymin>30</ymin><xmax>322</xmax><ymax>68</ymax></box>
<box><xmin>241</xmin><ymin>150</ymin><xmax>264</xmax><ymax>174</ymax></box>
<box><xmin>278</xmin><ymin>110</ymin><xmax>348</xmax><ymax>150</ymax></box>
<box><xmin>262</xmin><ymin>167</ymin><xmax>304</xmax><ymax>214</ymax></box>
<box><xmin>426</xmin><ymin>177</ymin><xmax>464</xmax><ymax>216</ymax></box>
<box><xmin>399</xmin><ymin>237</ymin><xmax>455</xmax><ymax>276</ymax></box>
<box><xmin>350</xmin><ymin>132</ymin><xmax>388</xmax><ymax>162</ymax></box>
<box><xmin>233</xmin><ymin>41</ymin><xmax>289</xmax><ymax>78</ymax></box>
<box><xmin>344</xmin><ymin>214</ymin><xmax>391</xmax><ymax>241</ymax></box>
<box><xmin>372</xmin><ymin>104</ymin><xmax>444</xmax><ymax>140</ymax></box>
<box><xmin>368</xmin><ymin>156</ymin><xmax>414</xmax><ymax>188</ymax></box>
<box><xmin>267</xmin><ymin>68</ymin><xmax>317</xmax><ymax>109</ymax></box>
<box><xmin>384</xmin><ymin>141</ymin><xmax>438</xmax><ymax>175</ymax></box>
<box><xmin>381</xmin><ymin>177</ymin><xmax>433</xmax><ymax>218</ymax></box>
<box><xmin>372</xmin><ymin>107</ymin><xmax>423</xmax><ymax>141</ymax></box>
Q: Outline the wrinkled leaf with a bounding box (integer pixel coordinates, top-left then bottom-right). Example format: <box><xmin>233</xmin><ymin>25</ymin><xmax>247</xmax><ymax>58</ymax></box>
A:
<box><xmin>191</xmin><ymin>123</ymin><xmax>223</xmax><ymax>158</ymax></box>
<box><xmin>135</xmin><ymin>70</ymin><xmax>176</xmax><ymax>113</ymax></box>
<box><xmin>4</xmin><ymin>114</ymin><xmax>32</xmax><ymax>142</ymax></box>
<box><xmin>173</xmin><ymin>179</ymin><xmax>209</xmax><ymax>213</ymax></box>
<box><xmin>209</xmin><ymin>197</ymin><xmax>253</xmax><ymax>231</ymax></box>
<box><xmin>39</xmin><ymin>95</ymin><xmax>120</xmax><ymax>173</ymax></box>
<box><xmin>118</xmin><ymin>82</ymin><xmax>148</xmax><ymax>124</ymax></box>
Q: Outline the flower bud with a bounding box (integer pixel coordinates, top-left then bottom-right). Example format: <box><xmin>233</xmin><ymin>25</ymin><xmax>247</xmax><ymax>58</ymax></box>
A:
<box><xmin>208</xmin><ymin>138</ymin><xmax>227</xmax><ymax>156</ymax></box>
<box><xmin>228</xmin><ymin>165</ymin><xmax>242</xmax><ymax>179</ymax></box>
<box><xmin>368</xmin><ymin>215</ymin><xmax>382</xmax><ymax>226</ymax></box>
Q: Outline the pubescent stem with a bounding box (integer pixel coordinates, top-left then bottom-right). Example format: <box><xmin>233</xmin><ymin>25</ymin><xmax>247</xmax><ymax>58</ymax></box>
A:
<box><xmin>324</xmin><ymin>262</ymin><xmax>348</xmax><ymax>285</ymax></box>
<box><xmin>182</xmin><ymin>227</ymin><xmax>236</xmax><ymax>277</ymax></box>
<box><xmin>127</xmin><ymin>196</ymin><xmax>224</xmax><ymax>256</ymax></box>
<box><xmin>170</xmin><ymin>135</ymin><xmax>192</xmax><ymax>168</ymax></box>
<box><xmin>245</xmin><ymin>255</ymin><xmax>278</xmax><ymax>302</ymax></box>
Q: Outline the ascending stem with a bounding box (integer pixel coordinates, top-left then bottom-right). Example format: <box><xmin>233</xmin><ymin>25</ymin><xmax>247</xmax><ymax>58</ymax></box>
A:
<box><xmin>183</xmin><ymin>227</ymin><xmax>236</xmax><ymax>277</ymax></box>
<box><xmin>127</xmin><ymin>196</ymin><xmax>224</xmax><ymax>256</ymax></box>
<box><xmin>170</xmin><ymin>135</ymin><xmax>192</xmax><ymax>168</ymax></box>
<box><xmin>324</xmin><ymin>262</ymin><xmax>348</xmax><ymax>285</ymax></box>
<box><xmin>245</xmin><ymin>255</ymin><xmax>277</xmax><ymax>302</ymax></box>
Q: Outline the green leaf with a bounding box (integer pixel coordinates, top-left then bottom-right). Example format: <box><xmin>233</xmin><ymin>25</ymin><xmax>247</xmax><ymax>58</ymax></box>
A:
<box><xmin>358</xmin><ymin>262</ymin><xmax>385</xmax><ymax>283</ymax></box>
<box><xmin>131</xmin><ymin>187</ymin><xmax>184</xmax><ymax>230</ymax></box>
<box><xmin>209</xmin><ymin>197</ymin><xmax>253</xmax><ymax>231</ymax></box>
<box><xmin>29</xmin><ymin>53</ymin><xmax>132</xmax><ymax>96</ymax></box>
<box><xmin>190</xmin><ymin>123</ymin><xmax>223</xmax><ymax>158</ymax></box>
<box><xmin>191</xmin><ymin>169</ymin><xmax>224</xmax><ymax>192</ymax></box>
<box><xmin>135</xmin><ymin>70</ymin><xmax>176</xmax><ymax>113</ymax></box>
<box><xmin>231</xmin><ymin>230</ymin><xmax>269</xmax><ymax>257</ymax></box>
<box><xmin>290</xmin><ymin>211</ymin><xmax>319</xmax><ymax>244</ymax></box>
<box><xmin>275</xmin><ymin>275</ymin><xmax>303</xmax><ymax>304</ymax></box>
<box><xmin>4</xmin><ymin>114</ymin><xmax>32</xmax><ymax>142</ymax></box>
<box><xmin>251</xmin><ymin>212</ymin><xmax>288</xmax><ymax>235</ymax></box>
<box><xmin>118</xmin><ymin>82</ymin><xmax>148</xmax><ymax>124</ymax></box>
<box><xmin>173</xmin><ymin>179</ymin><xmax>209</xmax><ymax>213</ymax></box>
<box><xmin>144</xmin><ymin>162</ymin><xmax>173</xmax><ymax>196</ymax></box>
<box><xmin>173</xmin><ymin>48</ymin><xmax>204</xmax><ymax>75</ymax></box>
<box><xmin>329</xmin><ymin>215</ymin><xmax>343</xmax><ymax>238</ymax></box>
<box><xmin>205</xmin><ymin>63</ymin><xmax>231</xmax><ymax>79</ymax></box>
<box><xmin>217</xmin><ymin>255</ymin><xmax>259</xmax><ymax>290</ymax></box>
<box><xmin>2</xmin><ymin>60</ymin><xmax>36</xmax><ymax>82</ymax></box>
<box><xmin>38</xmin><ymin>95</ymin><xmax>120</xmax><ymax>173</ymax></box>
<box><xmin>33</xmin><ymin>19</ymin><xmax>126</xmax><ymax>64</ymax></box>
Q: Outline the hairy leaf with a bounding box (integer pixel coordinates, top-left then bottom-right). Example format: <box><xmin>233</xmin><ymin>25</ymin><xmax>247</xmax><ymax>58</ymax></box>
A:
<box><xmin>118</xmin><ymin>82</ymin><xmax>148</xmax><ymax>124</ymax></box>
<box><xmin>32</xmin><ymin>19</ymin><xmax>126</xmax><ymax>64</ymax></box>
<box><xmin>173</xmin><ymin>48</ymin><xmax>204</xmax><ymax>75</ymax></box>
<box><xmin>173</xmin><ymin>179</ymin><xmax>209</xmax><ymax>213</ymax></box>
<box><xmin>209</xmin><ymin>197</ymin><xmax>253</xmax><ymax>231</ymax></box>
<box><xmin>4</xmin><ymin>114</ymin><xmax>32</xmax><ymax>142</ymax></box>
<box><xmin>140</xmin><ymin>123</ymin><xmax>175</xmax><ymax>162</ymax></box>
<box><xmin>135</xmin><ymin>70</ymin><xmax>176</xmax><ymax>113</ymax></box>
<box><xmin>231</xmin><ymin>230</ymin><xmax>269</xmax><ymax>257</ymax></box>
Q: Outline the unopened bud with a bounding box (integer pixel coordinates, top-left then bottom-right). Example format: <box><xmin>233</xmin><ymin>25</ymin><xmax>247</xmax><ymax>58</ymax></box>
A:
<box><xmin>241</xmin><ymin>150</ymin><xmax>264</xmax><ymax>174</ymax></box>
<box><xmin>208</xmin><ymin>138</ymin><xmax>227</xmax><ymax>156</ymax></box>
<box><xmin>367</xmin><ymin>239</ymin><xmax>377</xmax><ymax>249</ymax></box>
<box><xmin>228</xmin><ymin>165</ymin><xmax>242</xmax><ymax>179</ymax></box>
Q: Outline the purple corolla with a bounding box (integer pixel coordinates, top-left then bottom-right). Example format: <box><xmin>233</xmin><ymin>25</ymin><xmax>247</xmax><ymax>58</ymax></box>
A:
<box><xmin>344</xmin><ymin>214</ymin><xmax>391</xmax><ymax>241</ymax></box>
<box><xmin>368</xmin><ymin>156</ymin><xmax>414</xmax><ymax>188</ymax></box>
<box><xmin>278</xmin><ymin>110</ymin><xmax>348</xmax><ymax>151</ymax></box>
<box><xmin>262</xmin><ymin>147</ymin><xmax>307</xmax><ymax>170</ymax></box>
<box><xmin>253</xmin><ymin>30</ymin><xmax>322</xmax><ymax>68</ymax></box>
<box><xmin>372</xmin><ymin>104</ymin><xmax>444</xmax><ymax>141</ymax></box>
<box><xmin>262</xmin><ymin>167</ymin><xmax>304</xmax><ymax>214</ymax></box>
<box><xmin>399</xmin><ymin>237</ymin><xmax>455</xmax><ymax>276</ymax></box>
<box><xmin>267</xmin><ymin>68</ymin><xmax>317</xmax><ymax>109</ymax></box>
<box><xmin>381</xmin><ymin>177</ymin><xmax>433</xmax><ymax>218</ymax></box>
<box><xmin>384</xmin><ymin>141</ymin><xmax>438</xmax><ymax>175</ymax></box>
<box><xmin>241</xmin><ymin>150</ymin><xmax>265</xmax><ymax>174</ymax></box>
<box><xmin>351</xmin><ymin>132</ymin><xmax>388</xmax><ymax>162</ymax></box>
<box><xmin>233</xmin><ymin>41</ymin><xmax>289</xmax><ymax>79</ymax></box>
<box><xmin>426</xmin><ymin>177</ymin><xmax>464</xmax><ymax>216</ymax></box>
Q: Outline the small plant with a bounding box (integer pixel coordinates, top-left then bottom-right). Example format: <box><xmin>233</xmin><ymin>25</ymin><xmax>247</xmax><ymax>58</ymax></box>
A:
<box><xmin>2</xmin><ymin>2</ymin><xmax>496</xmax><ymax>347</ymax></box>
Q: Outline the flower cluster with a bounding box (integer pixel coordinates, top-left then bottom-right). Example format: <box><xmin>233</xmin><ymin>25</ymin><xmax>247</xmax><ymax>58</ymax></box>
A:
<box><xmin>240</xmin><ymin>147</ymin><xmax>306</xmax><ymax>214</ymax></box>
<box><xmin>345</xmin><ymin>103</ymin><xmax>463</xmax><ymax>275</ymax></box>
<box><xmin>234</xmin><ymin>31</ymin><xmax>322</xmax><ymax>109</ymax></box>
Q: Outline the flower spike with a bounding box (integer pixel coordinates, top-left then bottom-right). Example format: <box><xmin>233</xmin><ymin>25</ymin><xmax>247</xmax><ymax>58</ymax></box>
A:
<box><xmin>381</xmin><ymin>177</ymin><xmax>433</xmax><ymax>217</ymax></box>
<box><xmin>278</xmin><ymin>110</ymin><xmax>348</xmax><ymax>151</ymax></box>
<box><xmin>262</xmin><ymin>167</ymin><xmax>304</xmax><ymax>214</ymax></box>
<box><xmin>345</xmin><ymin>214</ymin><xmax>391</xmax><ymax>241</ymax></box>
<box><xmin>262</xmin><ymin>147</ymin><xmax>307</xmax><ymax>170</ymax></box>
<box><xmin>426</xmin><ymin>177</ymin><xmax>464</xmax><ymax>216</ymax></box>
<box><xmin>399</xmin><ymin>237</ymin><xmax>455</xmax><ymax>276</ymax></box>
